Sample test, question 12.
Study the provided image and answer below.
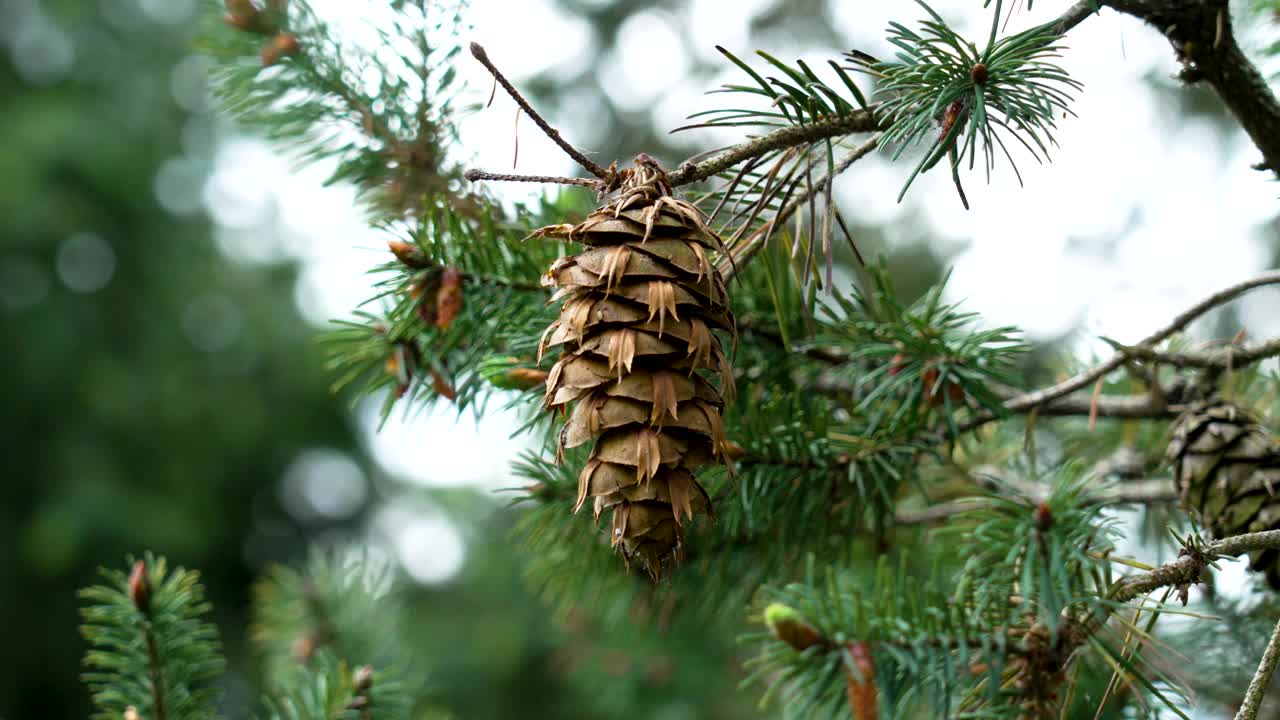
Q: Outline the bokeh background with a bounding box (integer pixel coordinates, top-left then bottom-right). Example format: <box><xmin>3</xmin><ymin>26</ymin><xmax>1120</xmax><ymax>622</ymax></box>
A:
<box><xmin>2</xmin><ymin>0</ymin><xmax>1277</xmax><ymax>718</ymax></box>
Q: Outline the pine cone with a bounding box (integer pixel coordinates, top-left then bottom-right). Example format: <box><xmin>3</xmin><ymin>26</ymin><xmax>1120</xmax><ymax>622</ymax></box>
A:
<box><xmin>537</xmin><ymin>155</ymin><xmax>735</xmax><ymax>580</ymax></box>
<box><xmin>1167</xmin><ymin>401</ymin><xmax>1280</xmax><ymax>588</ymax></box>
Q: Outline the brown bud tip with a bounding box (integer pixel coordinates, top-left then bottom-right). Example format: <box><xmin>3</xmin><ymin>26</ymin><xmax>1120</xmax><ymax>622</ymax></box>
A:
<box><xmin>435</xmin><ymin>267</ymin><xmax>464</xmax><ymax>330</ymax></box>
<box><xmin>225</xmin><ymin>0</ymin><xmax>279</xmax><ymax>34</ymax></box>
<box><xmin>844</xmin><ymin>641</ymin><xmax>878</xmax><ymax>720</ymax></box>
<box><xmin>644</xmin><ymin>656</ymin><xmax>673</xmax><ymax>686</ymax></box>
<box><xmin>887</xmin><ymin>353</ymin><xmax>907</xmax><ymax>377</ymax></box>
<box><xmin>431</xmin><ymin>369</ymin><xmax>456</xmax><ymax>402</ymax></box>
<box><xmin>463</xmin><ymin>169</ymin><xmax>482</xmax><ymax>182</ymax></box>
<box><xmin>225</xmin><ymin>0</ymin><xmax>259</xmax><ymax>16</ymax></box>
<box><xmin>352</xmin><ymin>664</ymin><xmax>374</xmax><ymax>692</ymax></box>
<box><xmin>1034</xmin><ymin>502</ymin><xmax>1054</xmax><ymax>532</ymax></box>
<box><xmin>764</xmin><ymin>603</ymin><xmax>826</xmax><ymax>651</ymax></box>
<box><xmin>387</xmin><ymin>240</ymin><xmax>428</xmax><ymax>269</ymax></box>
<box><xmin>291</xmin><ymin>632</ymin><xmax>317</xmax><ymax>662</ymax></box>
<box><xmin>261</xmin><ymin>33</ymin><xmax>299</xmax><ymax>66</ymax></box>
<box><xmin>722</xmin><ymin>440</ymin><xmax>748</xmax><ymax>461</ymax></box>
<box><xmin>127</xmin><ymin>559</ymin><xmax>150</xmax><ymax>614</ymax></box>
<box><xmin>469</xmin><ymin>42</ymin><xmax>488</xmax><ymax>62</ymax></box>
<box><xmin>224</xmin><ymin>13</ymin><xmax>256</xmax><ymax>31</ymax></box>
<box><xmin>970</xmin><ymin>63</ymin><xmax>988</xmax><ymax>84</ymax></box>
<box><xmin>507</xmin><ymin>367</ymin><xmax>550</xmax><ymax>390</ymax></box>
<box><xmin>921</xmin><ymin>366</ymin><xmax>941</xmax><ymax>407</ymax></box>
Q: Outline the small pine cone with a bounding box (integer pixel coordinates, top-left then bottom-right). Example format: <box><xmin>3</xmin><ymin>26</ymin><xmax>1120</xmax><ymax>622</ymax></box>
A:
<box><xmin>538</xmin><ymin>155</ymin><xmax>735</xmax><ymax>580</ymax></box>
<box><xmin>1167</xmin><ymin>401</ymin><xmax>1280</xmax><ymax>588</ymax></box>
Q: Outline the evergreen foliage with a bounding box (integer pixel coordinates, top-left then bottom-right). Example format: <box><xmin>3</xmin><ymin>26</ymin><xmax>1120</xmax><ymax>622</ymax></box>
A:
<box><xmin>81</xmin><ymin>552</ymin><xmax>440</xmax><ymax>719</ymax></box>
<box><xmin>79</xmin><ymin>555</ymin><xmax>225</xmax><ymax>720</ymax></box>
<box><xmin>853</xmin><ymin>0</ymin><xmax>1082</xmax><ymax>204</ymax></box>
<box><xmin>66</xmin><ymin>0</ymin><xmax>1280</xmax><ymax>718</ymax></box>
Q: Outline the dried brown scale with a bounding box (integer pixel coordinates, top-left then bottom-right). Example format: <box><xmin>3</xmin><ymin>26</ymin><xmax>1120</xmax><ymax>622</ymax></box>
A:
<box><xmin>539</xmin><ymin>156</ymin><xmax>736</xmax><ymax>580</ymax></box>
<box><xmin>1167</xmin><ymin>400</ymin><xmax>1280</xmax><ymax>589</ymax></box>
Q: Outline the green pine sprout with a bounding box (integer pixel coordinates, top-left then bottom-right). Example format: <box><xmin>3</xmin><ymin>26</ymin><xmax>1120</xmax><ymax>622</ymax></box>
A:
<box><xmin>676</xmin><ymin>49</ymin><xmax>875</xmax><ymax>275</ymax></box>
<box><xmin>819</xmin><ymin>263</ymin><xmax>1028</xmax><ymax>437</ymax></box>
<box><xmin>251</xmin><ymin>550</ymin><xmax>410</xmax><ymax>692</ymax></box>
<box><xmin>679</xmin><ymin>46</ymin><xmax>870</xmax><ymax>133</ymax></box>
<box><xmin>79</xmin><ymin>554</ymin><xmax>225</xmax><ymax>720</ymax></box>
<box><xmin>947</xmin><ymin>461</ymin><xmax>1119</xmax><ymax>632</ymax></box>
<box><xmin>746</xmin><ymin>555</ymin><xmax>986</xmax><ymax>719</ymax></box>
<box><xmin>855</xmin><ymin>0</ymin><xmax>1083</xmax><ymax>207</ymax></box>
<box><xmin>256</xmin><ymin>652</ymin><xmax>412</xmax><ymax>720</ymax></box>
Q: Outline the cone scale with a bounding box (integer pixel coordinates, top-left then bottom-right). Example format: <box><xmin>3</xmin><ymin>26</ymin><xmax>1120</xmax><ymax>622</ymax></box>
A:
<box><xmin>537</xmin><ymin>156</ymin><xmax>735</xmax><ymax>580</ymax></box>
<box><xmin>1167</xmin><ymin>401</ymin><xmax>1280</xmax><ymax>589</ymax></box>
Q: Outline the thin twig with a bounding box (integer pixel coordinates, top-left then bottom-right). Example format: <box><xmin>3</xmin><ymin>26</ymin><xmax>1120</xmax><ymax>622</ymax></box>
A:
<box><xmin>1003</xmin><ymin>388</ymin><xmax>1181</xmax><ymax>420</ymax></box>
<box><xmin>468</xmin><ymin>43</ymin><xmax>610</xmax><ymax>180</ymax></box>
<box><xmin>1004</xmin><ymin>271</ymin><xmax>1280</xmax><ymax>414</ymax></box>
<box><xmin>463</xmin><ymin>169</ymin><xmax>600</xmax><ymax>188</ymax></box>
<box><xmin>894</xmin><ymin>478</ymin><xmax>1176</xmax><ymax>526</ymax></box>
<box><xmin>1234</xmin><ymin>616</ymin><xmax>1280</xmax><ymax>720</ymax></box>
<box><xmin>1105</xmin><ymin>337</ymin><xmax>1280</xmax><ymax>370</ymax></box>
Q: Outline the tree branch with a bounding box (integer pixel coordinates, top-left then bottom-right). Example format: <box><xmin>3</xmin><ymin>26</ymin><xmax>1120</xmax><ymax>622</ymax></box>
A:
<box><xmin>1046</xmin><ymin>0</ymin><xmax>1107</xmax><ymax>36</ymax></box>
<box><xmin>1109</xmin><ymin>529</ymin><xmax>1280</xmax><ymax>604</ymax></box>
<box><xmin>1104</xmin><ymin>337</ymin><xmax>1280</xmax><ymax>370</ymax></box>
<box><xmin>1003</xmin><ymin>271</ymin><xmax>1280</xmax><ymax>414</ymax></box>
<box><xmin>1099</xmin><ymin>0</ymin><xmax>1280</xmax><ymax>175</ymax></box>
<box><xmin>1235</xmin><ymin>615</ymin><xmax>1280</xmax><ymax>720</ymax></box>
<box><xmin>668</xmin><ymin>0</ymin><xmax>1108</xmax><ymax>191</ymax></box>
<box><xmin>668</xmin><ymin>111</ymin><xmax>884</xmax><ymax>188</ymax></box>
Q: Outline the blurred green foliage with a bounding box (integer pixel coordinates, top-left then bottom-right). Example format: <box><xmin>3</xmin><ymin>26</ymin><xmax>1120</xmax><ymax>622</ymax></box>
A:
<box><xmin>0</xmin><ymin>0</ymin><xmax>367</xmax><ymax>715</ymax></box>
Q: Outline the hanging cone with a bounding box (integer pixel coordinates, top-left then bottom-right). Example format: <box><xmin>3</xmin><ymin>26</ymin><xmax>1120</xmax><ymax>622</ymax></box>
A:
<box><xmin>539</xmin><ymin>155</ymin><xmax>736</xmax><ymax>580</ymax></box>
<box><xmin>1167</xmin><ymin>401</ymin><xmax>1280</xmax><ymax>589</ymax></box>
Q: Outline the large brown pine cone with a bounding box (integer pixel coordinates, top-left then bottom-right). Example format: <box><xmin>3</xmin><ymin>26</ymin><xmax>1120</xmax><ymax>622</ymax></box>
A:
<box><xmin>1167</xmin><ymin>401</ymin><xmax>1280</xmax><ymax>588</ymax></box>
<box><xmin>536</xmin><ymin>155</ymin><xmax>735</xmax><ymax>580</ymax></box>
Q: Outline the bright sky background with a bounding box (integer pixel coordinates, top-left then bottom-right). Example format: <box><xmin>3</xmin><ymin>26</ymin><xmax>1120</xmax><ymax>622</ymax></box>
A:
<box><xmin>192</xmin><ymin>0</ymin><xmax>1280</xmax><ymax>647</ymax></box>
